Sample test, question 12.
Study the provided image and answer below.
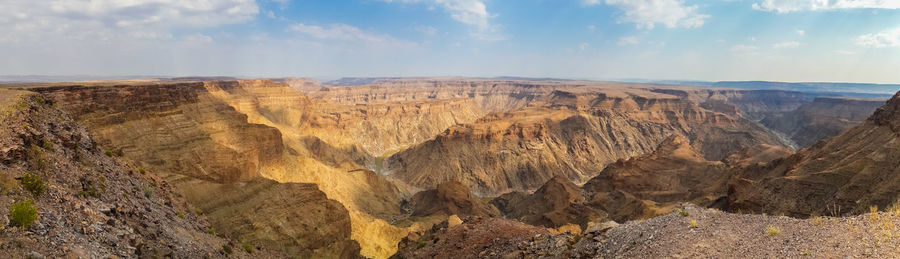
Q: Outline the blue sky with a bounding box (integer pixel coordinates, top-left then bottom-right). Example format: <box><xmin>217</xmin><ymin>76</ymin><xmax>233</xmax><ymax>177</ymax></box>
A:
<box><xmin>1</xmin><ymin>0</ymin><xmax>899</xmax><ymax>83</ymax></box>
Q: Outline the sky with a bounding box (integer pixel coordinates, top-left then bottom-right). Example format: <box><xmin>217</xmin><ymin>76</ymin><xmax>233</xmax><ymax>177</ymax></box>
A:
<box><xmin>0</xmin><ymin>0</ymin><xmax>899</xmax><ymax>83</ymax></box>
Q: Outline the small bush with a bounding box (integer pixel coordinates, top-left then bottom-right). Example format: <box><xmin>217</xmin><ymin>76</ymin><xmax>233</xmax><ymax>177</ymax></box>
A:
<box><xmin>242</xmin><ymin>243</ymin><xmax>254</xmax><ymax>253</ymax></box>
<box><xmin>766</xmin><ymin>226</ymin><xmax>782</xmax><ymax>236</ymax></box>
<box><xmin>138</xmin><ymin>167</ymin><xmax>146</xmax><ymax>174</ymax></box>
<box><xmin>417</xmin><ymin>240</ymin><xmax>427</xmax><ymax>249</ymax></box>
<box><xmin>20</xmin><ymin>172</ymin><xmax>46</xmax><ymax>197</ymax></box>
<box><xmin>679</xmin><ymin>210</ymin><xmax>689</xmax><ymax>217</ymax></box>
<box><xmin>222</xmin><ymin>244</ymin><xmax>233</xmax><ymax>255</ymax></box>
<box><xmin>811</xmin><ymin>215</ymin><xmax>823</xmax><ymax>226</ymax></box>
<box><xmin>208</xmin><ymin>228</ymin><xmax>216</xmax><ymax>235</ymax></box>
<box><xmin>143</xmin><ymin>187</ymin><xmax>153</xmax><ymax>199</ymax></box>
<box><xmin>104</xmin><ymin>150</ymin><xmax>113</xmax><ymax>157</ymax></box>
<box><xmin>10</xmin><ymin>200</ymin><xmax>38</xmax><ymax>228</ymax></box>
<box><xmin>80</xmin><ymin>176</ymin><xmax>104</xmax><ymax>199</ymax></box>
<box><xmin>177</xmin><ymin>211</ymin><xmax>185</xmax><ymax>219</ymax></box>
<box><xmin>689</xmin><ymin>220</ymin><xmax>698</xmax><ymax>228</ymax></box>
<box><xmin>25</xmin><ymin>145</ymin><xmax>45</xmax><ymax>171</ymax></box>
<box><xmin>41</xmin><ymin>139</ymin><xmax>52</xmax><ymax>150</ymax></box>
<box><xmin>195</xmin><ymin>209</ymin><xmax>203</xmax><ymax>215</ymax></box>
<box><xmin>32</xmin><ymin>96</ymin><xmax>45</xmax><ymax>105</ymax></box>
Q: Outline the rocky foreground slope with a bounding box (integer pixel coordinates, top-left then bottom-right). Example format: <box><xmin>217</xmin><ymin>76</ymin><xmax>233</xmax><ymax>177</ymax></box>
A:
<box><xmin>0</xmin><ymin>89</ymin><xmax>264</xmax><ymax>258</ymax></box>
<box><xmin>396</xmin><ymin>204</ymin><xmax>900</xmax><ymax>258</ymax></box>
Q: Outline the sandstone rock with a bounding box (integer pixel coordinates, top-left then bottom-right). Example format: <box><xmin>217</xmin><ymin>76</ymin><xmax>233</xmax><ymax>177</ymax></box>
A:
<box><xmin>410</xmin><ymin>180</ymin><xmax>499</xmax><ymax>218</ymax></box>
<box><xmin>448</xmin><ymin>215</ymin><xmax>463</xmax><ymax>227</ymax></box>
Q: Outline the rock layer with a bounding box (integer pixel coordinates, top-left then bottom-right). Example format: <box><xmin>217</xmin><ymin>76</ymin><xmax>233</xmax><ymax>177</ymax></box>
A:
<box><xmin>388</xmin><ymin>91</ymin><xmax>785</xmax><ymax>196</ymax></box>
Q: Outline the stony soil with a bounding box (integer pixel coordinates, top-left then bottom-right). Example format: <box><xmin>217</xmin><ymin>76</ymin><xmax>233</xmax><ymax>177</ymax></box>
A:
<box><xmin>396</xmin><ymin>203</ymin><xmax>900</xmax><ymax>258</ymax></box>
<box><xmin>0</xmin><ymin>92</ymin><xmax>274</xmax><ymax>258</ymax></box>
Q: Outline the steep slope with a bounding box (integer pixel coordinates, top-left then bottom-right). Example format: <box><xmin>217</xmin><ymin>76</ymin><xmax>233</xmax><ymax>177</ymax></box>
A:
<box><xmin>760</xmin><ymin>97</ymin><xmax>884</xmax><ymax>147</ymax></box>
<box><xmin>388</xmin><ymin>91</ymin><xmax>785</xmax><ymax>196</ymax></box>
<box><xmin>0</xmin><ymin>91</ymin><xmax>251</xmax><ymax>258</ymax></box>
<box><xmin>491</xmin><ymin>176</ymin><xmax>606</xmax><ymax>228</ymax></box>
<box><xmin>177</xmin><ymin>178</ymin><xmax>361</xmax><ymax>257</ymax></box>
<box><xmin>409</xmin><ymin>180</ymin><xmax>499</xmax><ymax>218</ymax></box>
<box><xmin>304</xmin><ymin>98</ymin><xmax>486</xmax><ymax>159</ymax></box>
<box><xmin>728</xmin><ymin>92</ymin><xmax>900</xmax><ymax>217</ymax></box>
<box><xmin>31</xmin><ymin>81</ymin><xmax>369</xmax><ymax>258</ymax></box>
<box><xmin>582</xmin><ymin>135</ymin><xmax>730</xmax><ymax>222</ymax></box>
<box><xmin>34</xmin><ymin>82</ymin><xmax>285</xmax><ymax>183</ymax></box>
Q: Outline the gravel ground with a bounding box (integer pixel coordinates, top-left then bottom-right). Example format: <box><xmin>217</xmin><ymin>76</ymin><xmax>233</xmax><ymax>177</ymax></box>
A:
<box><xmin>396</xmin><ymin>203</ymin><xmax>900</xmax><ymax>258</ymax></box>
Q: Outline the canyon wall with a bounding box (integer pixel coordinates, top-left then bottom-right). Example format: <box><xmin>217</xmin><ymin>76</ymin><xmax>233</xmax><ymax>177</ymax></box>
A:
<box><xmin>759</xmin><ymin>97</ymin><xmax>884</xmax><ymax>147</ymax></box>
<box><xmin>728</xmin><ymin>93</ymin><xmax>900</xmax><ymax>217</ymax></box>
<box><xmin>32</xmin><ymin>81</ymin><xmax>370</xmax><ymax>258</ymax></box>
<box><xmin>387</xmin><ymin>90</ymin><xmax>785</xmax><ymax>196</ymax></box>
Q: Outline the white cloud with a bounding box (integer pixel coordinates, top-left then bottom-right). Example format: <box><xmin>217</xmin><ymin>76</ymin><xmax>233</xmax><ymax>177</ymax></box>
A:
<box><xmin>383</xmin><ymin>0</ymin><xmax>502</xmax><ymax>40</ymax></box>
<box><xmin>183</xmin><ymin>34</ymin><xmax>214</xmax><ymax>45</ymax></box>
<box><xmin>617</xmin><ymin>36</ymin><xmax>639</xmax><ymax>46</ymax></box>
<box><xmin>796</xmin><ymin>29</ymin><xmax>805</xmax><ymax>36</ymax></box>
<box><xmin>855</xmin><ymin>28</ymin><xmax>900</xmax><ymax>48</ymax></box>
<box><xmin>579</xmin><ymin>42</ymin><xmax>589</xmax><ymax>51</ymax></box>
<box><xmin>730</xmin><ymin>44</ymin><xmax>759</xmax><ymax>52</ymax></box>
<box><xmin>290</xmin><ymin>23</ymin><xmax>411</xmax><ymax>46</ymax></box>
<box><xmin>752</xmin><ymin>0</ymin><xmax>900</xmax><ymax>13</ymax></box>
<box><xmin>0</xmin><ymin>0</ymin><xmax>258</xmax><ymax>43</ymax></box>
<box><xmin>773</xmin><ymin>41</ymin><xmax>800</xmax><ymax>49</ymax></box>
<box><xmin>384</xmin><ymin>0</ymin><xmax>490</xmax><ymax>30</ymax></box>
<box><xmin>835</xmin><ymin>50</ymin><xmax>855</xmax><ymax>55</ymax></box>
<box><xmin>593</xmin><ymin>0</ymin><xmax>709</xmax><ymax>29</ymax></box>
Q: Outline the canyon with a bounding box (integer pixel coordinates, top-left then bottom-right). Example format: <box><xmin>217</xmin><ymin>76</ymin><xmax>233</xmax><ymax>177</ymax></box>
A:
<box><xmin>0</xmin><ymin>77</ymin><xmax>894</xmax><ymax>258</ymax></box>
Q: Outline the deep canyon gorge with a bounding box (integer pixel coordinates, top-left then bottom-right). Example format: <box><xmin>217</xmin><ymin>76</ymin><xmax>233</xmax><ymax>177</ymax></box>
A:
<box><xmin>0</xmin><ymin>78</ymin><xmax>894</xmax><ymax>258</ymax></box>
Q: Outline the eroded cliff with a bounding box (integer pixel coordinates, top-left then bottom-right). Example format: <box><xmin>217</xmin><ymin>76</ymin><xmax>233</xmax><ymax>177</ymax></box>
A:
<box><xmin>387</xmin><ymin>90</ymin><xmax>785</xmax><ymax>196</ymax></box>
<box><xmin>728</xmin><ymin>92</ymin><xmax>900</xmax><ymax>217</ymax></box>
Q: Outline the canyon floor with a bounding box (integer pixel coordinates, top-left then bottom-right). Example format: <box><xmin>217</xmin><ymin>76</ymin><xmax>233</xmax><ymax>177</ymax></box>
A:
<box><xmin>0</xmin><ymin>77</ymin><xmax>896</xmax><ymax>258</ymax></box>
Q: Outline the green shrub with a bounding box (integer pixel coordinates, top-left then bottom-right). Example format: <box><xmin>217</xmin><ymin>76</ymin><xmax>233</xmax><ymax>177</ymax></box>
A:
<box><xmin>25</xmin><ymin>145</ymin><xmax>45</xmax><ymax>171</ymax></box>
<box><xmin>143</xmin><ymin>187</ymin><xmax>153</xmax><ymax>199</ymax></box>
<box><xmin>242</xmin><ymin>243</ymin><xmax>254</xmax><ymax>253</ymax></box>
<box><xmin>104</xmin><ymin>150</ymin><xmax>113</xmax><ymax>157</ymax></box>
<box><xmin>20</xmin><ymin>172</ymin><xmax>46</xmax><ymax>197</ymax></box>
<box><xmin>417</xmin><ymin>240</ymin><xmax>427</xmax><ymax>249</ymax></box>
<box><xmin>32</xmin><ymin>96</ymin><xmax>45</xmax><ymax>105</ymax></box>
<box><xmin>10</xmin><ymin>200</ymin><xmax>38</xmax><ymax>228</ymax></box>
<box><xmin>680</xmin><ymin>210</ymin><xmax>689</xmax><ymax>217</ymax></box>
<box><xmin>41</xmin><ymin>139</ymin><xmax>52</xmax><ymax>150</ymax></box>
<box><xmin>766</xmin><ymin>226</ymin><xmax>782</xmax><ymax>236</ymax></box>
<box><xmin>222</xmin><ymin>244</ymin><xmax>233</xmax><ymax>255</ymax></box>
<box><xmin>208</xmin><ymin>228</ymin><xmax>216</xmax><ymax>235</ymax></box>
<box><xmin>138</xmin><ymin>167</ymin><xmax>146</xmax><ymax>174</ymax></box>
<box><xmin>80</xmin><ymin>179</ymin><xmax>103</xmax><ymax>199</ymax></box>
<box><xmin>177</xmin><ymin>211</ymin><xmax>185</xmax><ymax>219</ymax></box>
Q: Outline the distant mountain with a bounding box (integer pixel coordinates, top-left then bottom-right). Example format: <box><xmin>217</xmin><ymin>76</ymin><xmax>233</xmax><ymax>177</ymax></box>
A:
<box><xmin>634</xmin><ymin>79</ymin><xmax>897</xmax><ymax>98</ymax></box>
